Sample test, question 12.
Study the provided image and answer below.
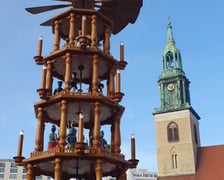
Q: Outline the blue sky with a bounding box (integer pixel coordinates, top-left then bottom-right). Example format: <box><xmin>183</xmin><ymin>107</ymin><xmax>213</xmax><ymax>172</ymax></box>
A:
<box><xmin>1</xmin><ymin>0</ymin><xmax>224</xmax><ymax>172</ymax></box>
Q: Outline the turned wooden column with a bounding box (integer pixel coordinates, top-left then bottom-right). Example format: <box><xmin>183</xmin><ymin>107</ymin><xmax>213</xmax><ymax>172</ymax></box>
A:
<box><xmin>89</xmin><ymin>128</ymin><xmax>94</xmax><ymax>146</ymax></box>
<box><xmin>35</xmin><ymin>107</ymin><xmax>44</xmax><ymax>151</ymax></box>
<box><xmin>45</xmin><ymin>61</ymin><xmax>53</xmax><ymax>96</ymax></box>
<box><xmin>110</xmin><ymin>124</ymin><xmax>115</xmax><ymax>153</ymax></box>
<box><xmin>64</xmin><ymin>53</ymin><xmax>72</xmax><ymax>92</ymax></box>
<box><xmin>95</xmin><ymin>159</ymin><xmax>102</xmax><ymax>180</ymax></box>
<box><xmin>91</xmin><ymin>15</ymin><xmax>97</xmax><ymax>48</ymax></box>
<box><xmin>104</xmin><ymin>24</ymin><xmax>111</xmax><ymax>54</ymax></box>
<box><xmin>113</xmin><ymin>116</ymin><xmax>121</xmax><ymax>154</ymax></box>
<box><xmin>108</xmin><ymin>67</ymin><xmax>115</xmax><ymax>96</ymax></box>
<box><xmin>53</xmin><ymin>20</ymin><xmax>60</xmax><ymax>51</ymax></box>
<box><xmin>26</xmin><ymin>164</ymin><xmax>34</xmax><ymax>180</ymax></box>
<box><xmin>69</xmin><ymin>12</ymin><xmax>75</xmax><ymax>47</ymax></box>
<box><xmin>59</xmin><ymin>100</ymin><xmax>67</xmax><ymax>151</ymax></box>
<box><xmin>93</xmin><ymin>102</ymin><xmax>100</xmax><ymax>148</ymax></box>
<box><xmin>54</xmin><ymin>158</ymin><xmax>61</xmax><ymax>180</ymax></box>
<box><xmin>119</xmin><ymin>169</ymin><xmax>127</xmax><ymax>180</ymax></box>
<box><xmin>92</xmin><ymin>55</ymin><xmax>99</xmax><ymax>93</ymax></box>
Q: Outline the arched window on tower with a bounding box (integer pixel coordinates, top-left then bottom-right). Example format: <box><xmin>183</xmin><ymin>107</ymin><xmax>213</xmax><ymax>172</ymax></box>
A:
<box><xmin>175</xmin><ymin>52</ymin><xmax>179</xmax><ymax>68</ymax></box>
<box><xmin>171</xmin><ymin>153</ymin><xmax>178</xmax><ymax>169</ymax></box>
<box><xmin>166</xmin><ymin>51</ymin><xmax>174</xmax><ymax>68</ymax></box>
<box><xmin>167</xmin><ymin>122</ymin><xmax>179</xmax><ymax>142</ymax></box>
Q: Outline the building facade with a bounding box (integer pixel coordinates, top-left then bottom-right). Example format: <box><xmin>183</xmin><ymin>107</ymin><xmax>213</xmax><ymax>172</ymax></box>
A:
<box><xmin>0</xmin><ymin>159</ymin><xmax>50</xmax><ymax>180</ymax></box>
<box><xmin>127</xmin><ymin>169</ymin><xmax>157</xmax><ymax>180</ymax></box>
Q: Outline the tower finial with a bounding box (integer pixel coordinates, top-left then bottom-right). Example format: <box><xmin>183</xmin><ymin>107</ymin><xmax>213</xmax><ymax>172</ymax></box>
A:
<box><xmin>167</xmin><ymin>18</ymin><xmax>175</xmax><ymax>44</ymax></box>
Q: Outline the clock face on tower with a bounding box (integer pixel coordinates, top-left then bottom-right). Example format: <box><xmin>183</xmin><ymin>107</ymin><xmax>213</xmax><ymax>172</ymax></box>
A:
<box><xmin>167</xmin><ymin>83</ymin><xmax>175</xmax><ymax>91</ymax></box>
<box><xmin>165</xmin><ymin>83</ymin><xmax>177</xmax><ymax>108</ymax></box>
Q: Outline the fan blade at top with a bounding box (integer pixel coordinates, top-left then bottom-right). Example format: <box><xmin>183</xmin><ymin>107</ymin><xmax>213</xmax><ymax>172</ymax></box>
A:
<box><xmin>40</xmin><ymin>18</ymin><xmax>53</xmax><ymax>26</ymax></box>
<box><xmin>26</xmin><ymin>4</ymin><xmax>71</xmax><ymax>14</ymax></box>
<box><xmin>99</xmin><ymin>0</ymin><xmax>142</xmax><ymax>34</ymax></box>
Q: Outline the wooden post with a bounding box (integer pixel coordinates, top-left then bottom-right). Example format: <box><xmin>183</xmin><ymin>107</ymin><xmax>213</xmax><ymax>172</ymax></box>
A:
<box><xmin>95</xmin><ymin>159</ymin><xmax>102</xmax><ymax>180</ymax></box>
<box><xmin>64</xmin><ymin>53</ymin><xmax>72</xmax><ymax>92</ymax></box>
<box><xmin>26</xmin><ymin>164</ymin><xmax>34</xmax><ymax>180</ymax></box>
<box><xmin>104</xmin><ymin>25</ymin><xmax>111</xmax><ymax>54</ymax></box>
<box><xmin>45</xmin><ymin>61</ymin><xmax>53</xmax><ymax>96</ymax></box>
<box><xmin>54</xmin><ymin>158</ymin><xmax>61</xmax><ymax>180</ymax></box>
<box><xmin>110</xmin><ymin>124</ymin><xmax>115</xmax><ymax>153</ymax></box>
<box><xmin>59</xmin><ymin>100</ymin><xmax>67</xmax><ymax>151</ymax></box>
<box><xmin>93</xmin><ymin>102</ymin><xmax>100</xmax><ymax>148</ymax></box>
<box><xmin>54</xmin><ymin>20</ymin><xmax>60</xmax><ymax>51</ymax></box>
<box><xmin>91</xmin><ymin>15</ymin><xmax>97</xmax><ymax>48</ymax></box>
<box><xmin>114</xmin><ymin>117</ymin><xmax>121</xmax><ymax>154</ymax></box>
<box><xmin>35</xmin><ymin>107</ymin><xmax>44</xmax><ymax>151</ymax></box>
<box><xmin>92</xmin><ymin>55</ymin><xmax>99</xmax><ymax>93</ymax></box>
<box><xmin>119</xmin><ymin>169</ymin><xmax>127</xmax><ymax>180</ymax></box>
<box><xmin>108</xmin><ymin>68</ymin><xmax>115</xmax><ymax>96</ymax></box>
<box><xmin>69</xmin><ymin>13</ymin><xmax>75</xmax><ymax>47</ymax></box>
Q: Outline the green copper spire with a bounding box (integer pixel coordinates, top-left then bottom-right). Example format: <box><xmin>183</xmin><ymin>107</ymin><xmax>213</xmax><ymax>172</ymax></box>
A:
<box><xmin>167</xmin><ymin>18</ymin><xmax>175</xmax><ymax>45</ymax></box>
<box><xmin>162</xmin><ymin>19</ymin><xmax>182</xmax><ymax>71</ymax></box>
<box><xmin>153</xmin><ymin>19</ymin><xmax>192</xmax><ymax>114</ymax></box>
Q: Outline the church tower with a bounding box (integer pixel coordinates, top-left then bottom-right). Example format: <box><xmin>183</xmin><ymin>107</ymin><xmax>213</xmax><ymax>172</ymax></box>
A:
<box><xmin>153</xmin><ymin>20</ymin><xmax>201</xmax><ymax>177</ymax></box>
